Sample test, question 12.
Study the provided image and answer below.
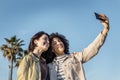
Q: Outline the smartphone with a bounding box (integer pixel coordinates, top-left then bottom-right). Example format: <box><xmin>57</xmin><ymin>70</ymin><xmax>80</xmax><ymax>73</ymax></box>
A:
<box><xmin>94</xmin><ymin>12</ymin><xmax>105</xmax><ymax>21</ymax></box>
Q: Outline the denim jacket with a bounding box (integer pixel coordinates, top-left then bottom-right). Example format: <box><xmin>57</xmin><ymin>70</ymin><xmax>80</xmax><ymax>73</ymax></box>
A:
<box><xmin>48</xmin><ymin>32</ymin><xmax>107</xmax><ymax>80</ymax></box>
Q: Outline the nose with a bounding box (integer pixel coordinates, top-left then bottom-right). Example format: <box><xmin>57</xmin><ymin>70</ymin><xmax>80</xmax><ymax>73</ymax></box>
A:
<box><xmin>56</xmin><ymin>41</ymin><xmax>61</xmax><ymax>45</ymax></box>
<box><xmin>47</xmin><ymin>39</ymin><xmax>49</xmax><ymax>44</ymax></box>
<box><xmin>48</xmin><ymin>40</ymin><xmax>49</xmax><ymax>44</ymax></box>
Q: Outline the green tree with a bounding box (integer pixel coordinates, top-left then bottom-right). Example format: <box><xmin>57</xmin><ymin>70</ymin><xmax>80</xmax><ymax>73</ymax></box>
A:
<box><xmin>0</xmin><ymin>35</ymin><xmax>27</xmax><ymax>80</ymax></box>
<box><xmin>15</xmin><ymin>50</ymin><xmax>28</xmax><ymax>67</ymax></box>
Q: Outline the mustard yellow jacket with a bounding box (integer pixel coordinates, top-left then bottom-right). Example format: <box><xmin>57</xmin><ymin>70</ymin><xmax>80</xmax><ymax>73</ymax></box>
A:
<box><xmin>17</xmin><ymin>53</ymin><xmax>41</xmax><ymax>80</ymax></box>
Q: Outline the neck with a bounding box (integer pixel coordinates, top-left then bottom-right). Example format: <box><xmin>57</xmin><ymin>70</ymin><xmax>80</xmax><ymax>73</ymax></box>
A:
<box><xmin>33</xmin><ymin>49</ymin><xmax>43</xmax><ymax>58</ymax></box>
<box><xmin>56</xmin><ymin>52</ymin><xmax>65</xmax><ymax>57</ymax></box>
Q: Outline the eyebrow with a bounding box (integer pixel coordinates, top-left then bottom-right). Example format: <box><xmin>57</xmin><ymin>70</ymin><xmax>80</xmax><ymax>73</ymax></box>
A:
<box><xmin>52</xmin><ymin>40</ymin><xmax>56</xmax><ymax>44</ymax></box>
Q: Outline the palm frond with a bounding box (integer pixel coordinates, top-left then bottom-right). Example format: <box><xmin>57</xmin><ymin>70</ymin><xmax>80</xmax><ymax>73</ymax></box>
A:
<box><xmin>11</xmin><ymin>35</ymin><xmax>16</xmax><ymax>42</ymax></box>
<box><xmin>19</xmin><ymin>40</ymin><xmax>24</xmax><ymax>44</ymax></box>
<box><xmin>23</xmin><ymin>50</ymin><xmax>28</xmax><ymax>56</ymax></box>
<box><xmin>4</xmin><ymin>38</ymin><xmax>10</xmax><ymax>43</ymax></box>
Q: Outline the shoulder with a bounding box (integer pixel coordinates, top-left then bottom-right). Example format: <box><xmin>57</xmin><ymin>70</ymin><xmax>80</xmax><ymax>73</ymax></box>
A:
<box><xmin>19</xmin><ymin>54</ymin><xmax>32</xmax><ymax>65</ymax></box>
<box><xmin>67</xmin><ymin>52</ymin><xmax>82</xmax><ymax>62</ymax></box>
<box><xmin>23</xmin><ymin>54</ymin><xmax>32</xmax><ymax>61</ymax></box>
<box><xmin>69</xmin><ymin>52</ymin><xmax>82</xmax><ymax>57</ymax></box>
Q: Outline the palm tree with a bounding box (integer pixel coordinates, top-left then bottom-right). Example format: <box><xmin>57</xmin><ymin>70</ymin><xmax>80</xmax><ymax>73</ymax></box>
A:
<box><xmin>0</xmin><ymin>35</ymin><xmax>26</xmax><ymax>80</ymax></box>
<box><xmin>15</xmin><ymin>50</ymin><xmax>28</xmax><ymax>67</ymax></box>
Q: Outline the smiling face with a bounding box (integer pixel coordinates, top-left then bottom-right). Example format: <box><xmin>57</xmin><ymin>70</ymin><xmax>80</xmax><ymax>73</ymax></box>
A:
<box><xmin>51</xmin><ymin>37</ymin><xmax>65</xmax><ymax>56</ymax></box>
<box><xmin>34</xmin><ymin>34</ymin><xmax>49</xmax><ymax>52</ymax></box>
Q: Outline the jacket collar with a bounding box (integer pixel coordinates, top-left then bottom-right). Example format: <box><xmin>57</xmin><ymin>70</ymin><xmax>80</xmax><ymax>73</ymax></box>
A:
<box><xmin>53</xmin><ymin>54</ymin><xmax>69</xmax><ymax>63</ymax></box>
<box><xmin>29</xmin><ymin>52</ymin><xmax>46</xmax><ymax>62</ymax></box>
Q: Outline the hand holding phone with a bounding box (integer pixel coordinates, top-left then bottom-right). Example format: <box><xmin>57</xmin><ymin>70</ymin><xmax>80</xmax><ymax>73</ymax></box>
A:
<box><xmin>94</xmin><ymin>12</ymin><xmax>109</xmax><ymax>30</ymax></box>
<box><xmin>94</xmin><ymin>12</ymin><xmax>106</xmax><ymax>21</ymax></box>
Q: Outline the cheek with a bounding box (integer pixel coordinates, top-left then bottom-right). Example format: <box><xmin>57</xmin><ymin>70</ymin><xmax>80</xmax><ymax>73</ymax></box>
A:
<box><xmin>52</xmin><ymin>46</ymin><xmax>57</xmax><ymax>52</ymax></box>
<box><xmin>52</xmin><ymin>48</ymin><xmax>55</xmax><ymax>53</ymax></box>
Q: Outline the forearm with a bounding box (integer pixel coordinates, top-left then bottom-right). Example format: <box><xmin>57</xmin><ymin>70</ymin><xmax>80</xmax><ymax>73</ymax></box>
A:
<box><xmin>81</xmin><ymin>31</ymin><xmax>107</xmax><ymax>63</ymax></box>
<box><xmin>101</xmin><ymin>23</ymin><xmax>109</xmax><ymax>36</ymax></box>
<box><xmin>80</xmin><ymin>13</ymin><xmax>110</xmax><ymax>63</ymax></box>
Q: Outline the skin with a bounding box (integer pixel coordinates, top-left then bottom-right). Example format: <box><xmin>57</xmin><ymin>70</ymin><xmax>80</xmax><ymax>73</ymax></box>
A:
<box><xmin>51</xmin><ymin>37</ymin><xmax>65</xmax><ymax>56</ymax></box>
<box><xmin>51</xmin><ymin>14</ymin><xmax>109</xmax><ymax>57</ymax></box>
<box><xmin>33</xmin><ymin>34</ymin><xmax>49</xmax><ymax>58</ymax></box>
<box><xmin>99</xmin><ymin>14</ymin><xmax>109</xmax><ymax>35</ymax></box>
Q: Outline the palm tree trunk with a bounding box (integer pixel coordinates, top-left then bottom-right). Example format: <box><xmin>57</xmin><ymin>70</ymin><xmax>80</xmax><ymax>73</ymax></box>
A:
<box><xmin>9</xmin><ymin>56</ymin><xmax>13</xmax><ymax>80</ymax></box>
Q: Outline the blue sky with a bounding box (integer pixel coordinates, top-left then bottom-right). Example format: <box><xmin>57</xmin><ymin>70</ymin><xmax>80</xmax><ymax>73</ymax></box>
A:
<box><xmin>0</xmin><ymin>0</ymin><xmax>120</xmax><ymax>80</ymax></box>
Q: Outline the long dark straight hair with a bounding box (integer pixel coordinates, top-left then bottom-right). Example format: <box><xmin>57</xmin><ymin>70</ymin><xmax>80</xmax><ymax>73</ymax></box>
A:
<box><xmin>28</xmin><ymin>31</ymin><xmax>49</xmax><ymax>58</ymax></box>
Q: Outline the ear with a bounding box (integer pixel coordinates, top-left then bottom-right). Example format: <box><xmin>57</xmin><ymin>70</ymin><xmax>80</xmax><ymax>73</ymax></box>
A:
<box><xmin>34</xmin><ymin>39</ymin><xmax>38</xmax><ymax>46</ymax></box>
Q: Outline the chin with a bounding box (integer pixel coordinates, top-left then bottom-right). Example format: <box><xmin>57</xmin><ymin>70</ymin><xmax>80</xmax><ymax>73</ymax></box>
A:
<box><xmin>59</xmin><ymin>49</ymin><xmax>64</xmax><ymax>53</ymax></box>
<box><xmin>45</xmin><ymin>48</ymin><xmax>49</xmax><ymax>51</ymax></box>
<box><xmin>43</xmin><ymin>46</ymin><xmax>49</xmax><ymax>50</ymax></box>
<box><xmin>42</xmin><ymin>47</ymin><xmax>48</xmax><ymax>52</ymax></box>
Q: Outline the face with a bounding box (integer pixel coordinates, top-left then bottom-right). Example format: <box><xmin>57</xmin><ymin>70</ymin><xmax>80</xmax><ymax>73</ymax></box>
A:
<box><xmin>51</xmin><ymin>37</ymin><xmax>65</xmax><ymax>56</ymax></box>
<box><xmin>34</xmin><ymin>34</ymin><xmax>49</xmax><ymax>52</ymax></box>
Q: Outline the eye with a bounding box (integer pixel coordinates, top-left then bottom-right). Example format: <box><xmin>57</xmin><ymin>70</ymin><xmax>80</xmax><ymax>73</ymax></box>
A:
<box><xmin>52</xmin><ymin>41</ymin><xmax>56</xmax><ymax>45</ymax></box>
<box><xmin>44</xmin><ymin>37</ymin><xmax>49</xmax><ymax>41</ymax></box>
<box><xmin>58</xmin><ymin>39</ymin><xmax>61</xmax><ymax>42</ymax></box>
<box><xmin>44</xmin><ymin>37</ymin><xmax>47</xmax><ymax>40</ymax></box>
